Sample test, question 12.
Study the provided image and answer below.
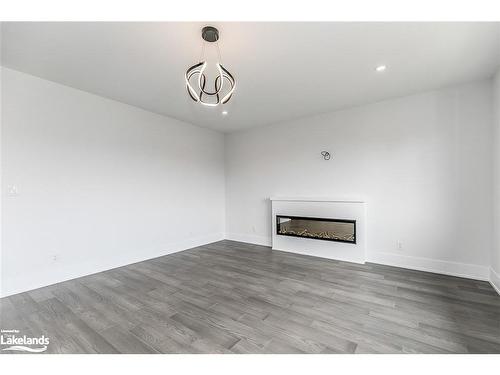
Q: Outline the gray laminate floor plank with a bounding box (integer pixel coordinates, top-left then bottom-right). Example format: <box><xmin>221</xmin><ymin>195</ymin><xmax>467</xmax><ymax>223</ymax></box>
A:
<box><xmin>1</xmin><ymin>240</ymin><xmax>499</xmax><ymax>353</ymax></box>
<box><xmin>100</xmin><ymin>325</ymin><xmax>159</xmax><ymax>354</ymax></box>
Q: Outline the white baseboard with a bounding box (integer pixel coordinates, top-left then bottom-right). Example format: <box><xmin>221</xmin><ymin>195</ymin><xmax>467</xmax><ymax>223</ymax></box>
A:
<box><xmin>490</xmin><ymin>268</ymin><xmax>500</xmax><ymax>296</ymax></box>
<box><xmin>367</xmin><ymin>251</ymin><xmax>490</xmax><ymax>281</ymax></box>
<box><xmin>225</xmin><ymin>232</ymin><xmax>272</xmax><ymax>246</ymax></box>
<box><xmin>0</xmin><ymin>233</ymin><xmax>224</xmax><ymax>298</ymax></box>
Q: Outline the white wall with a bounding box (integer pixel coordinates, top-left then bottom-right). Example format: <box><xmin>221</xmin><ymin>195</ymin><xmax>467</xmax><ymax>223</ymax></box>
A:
<box><xmin>1</xmin><ymin>68</ymin><xmax>226</xmax><ymax>297</ymax></box>
<box><xmin>2</xmin><ymin>67</ymin><xmax>497</xmax><ymax>297</ymax></box>
<box><xmin>225</xmin><ymin>81</ymin><xmax>493</xmax><ymax>280</ymax></box>
<box><xmin>492</xmin><ymin>68</ymin><xmax>500</xmax><ymax>293</ymax></box>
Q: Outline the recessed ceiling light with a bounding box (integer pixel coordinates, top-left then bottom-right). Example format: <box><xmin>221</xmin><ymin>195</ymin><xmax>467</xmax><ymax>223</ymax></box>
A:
<box><xmin>375</xmin><ymin>65</ymin><xmax>387</xmax><ymax>72</ymax></box>
<box><xmin>222</xmin><ymin>111</ymin><xmax>228</xmax><ymax>115</ymax></box>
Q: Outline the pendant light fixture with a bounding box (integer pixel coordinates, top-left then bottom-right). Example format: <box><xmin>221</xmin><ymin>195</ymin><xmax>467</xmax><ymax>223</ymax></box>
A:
<box><xmin>185</xmin><ymin>26</ymin><xmax>235</xmax><ymax>107</ymax></box>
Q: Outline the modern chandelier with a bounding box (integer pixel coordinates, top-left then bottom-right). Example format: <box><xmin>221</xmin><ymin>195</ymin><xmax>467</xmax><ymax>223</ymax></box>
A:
<box><xmin>185</xmin><ymin>26</ymin><xmax>235</xmax><ymax>107</ymax></box>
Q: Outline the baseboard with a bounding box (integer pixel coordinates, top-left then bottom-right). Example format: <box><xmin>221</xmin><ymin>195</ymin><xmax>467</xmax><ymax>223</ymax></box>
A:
<box><xmin>367</xmin><ymin>251</ymin><xmax>490</xmax><ymax>281</ymax></box>
<box><xmin>0</xmin><ymin>233</ymin><xmax>224</xmax><ymax>298</ymax></box>
<box><xmin>225</xmin><ymin>232</ymin><xmax>272</xmax><ymax>246</ymax></box>
<box><xmin>490</xmin><ymin>268</ymin><xmax>500</xmax><ymax>296</ymax></box>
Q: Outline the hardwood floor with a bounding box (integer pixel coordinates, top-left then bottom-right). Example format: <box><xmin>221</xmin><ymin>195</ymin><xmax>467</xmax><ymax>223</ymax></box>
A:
<box><xmin>1</xmin><ymin>240</ymin><xmax>499</xmax><ymax>354</ymax></box>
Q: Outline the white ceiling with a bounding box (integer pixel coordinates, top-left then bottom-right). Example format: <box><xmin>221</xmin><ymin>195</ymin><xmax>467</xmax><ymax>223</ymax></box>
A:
<box><xmin>2</xmin><ymin>22</ymin><xmax>500</xmax><ymax>132</ymax></box>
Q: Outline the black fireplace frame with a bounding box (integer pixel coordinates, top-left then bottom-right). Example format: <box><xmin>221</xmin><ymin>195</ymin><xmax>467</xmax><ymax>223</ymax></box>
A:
<box><xmin>276</xmin><ymin>215</ymin><xmax>357</xmax><ymax>244</ymax></box>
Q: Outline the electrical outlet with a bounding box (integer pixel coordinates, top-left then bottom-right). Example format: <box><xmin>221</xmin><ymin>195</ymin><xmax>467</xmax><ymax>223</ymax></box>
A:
<box><xmin>7</xmin><ymin>185</ymin><xmax>19</xmax><ymax>197</ymax></box>
<box><xmin>252</xmin><ymin>226</ymin><xmax>257</xmax><ymax>233</ymax></box>
<box><xmin>397</xmin><ymin>241</ymin><xmax>403</xmax><ymax>251</ymax></box>
<box><xmin>52</xmin><ymin>254</ymin><xmax>59</xmax><ymax>262</ymax></box>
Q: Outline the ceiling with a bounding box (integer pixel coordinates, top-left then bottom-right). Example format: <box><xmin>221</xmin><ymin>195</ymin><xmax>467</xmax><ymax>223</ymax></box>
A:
<box><xmin>2</xmin><ymin>22</ymin><xmax>500</xmax><ymax>132</ymax></box>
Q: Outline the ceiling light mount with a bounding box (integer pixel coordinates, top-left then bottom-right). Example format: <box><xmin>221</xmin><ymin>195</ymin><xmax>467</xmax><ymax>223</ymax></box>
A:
<box><xmin>201</xmin><ymin>26</ymin><xmax>219</xmax><ymax>43</ymax></box>
<box><xmin>185</xmin><ymin>26</ymin><xmax>235</xmax><ymax>107</ymax></box>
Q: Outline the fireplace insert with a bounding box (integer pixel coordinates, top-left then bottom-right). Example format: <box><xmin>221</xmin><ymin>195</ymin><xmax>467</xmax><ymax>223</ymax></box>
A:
<box><xmin>276</xmin><ymin>215</ymin><xmax>356</xmax><ymax>244</ymax></box>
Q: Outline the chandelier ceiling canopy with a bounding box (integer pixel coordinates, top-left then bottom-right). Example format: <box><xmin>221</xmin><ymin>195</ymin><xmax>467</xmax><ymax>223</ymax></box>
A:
<box><xmin>185</xmin><ymin>26</ymin><xmax>235</xmax><ymax>107</ymax></box>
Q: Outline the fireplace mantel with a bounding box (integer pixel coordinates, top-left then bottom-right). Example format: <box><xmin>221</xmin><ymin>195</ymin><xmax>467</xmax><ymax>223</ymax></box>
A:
<box><xmin>271</xmin><ymin>198</ymin><xmax>366</xmax><ymax>264</ymax></box>
<box><xmin>270</xmin><ymin>197</ymin><xmax>365</xmax><ymax>203</ymax></box>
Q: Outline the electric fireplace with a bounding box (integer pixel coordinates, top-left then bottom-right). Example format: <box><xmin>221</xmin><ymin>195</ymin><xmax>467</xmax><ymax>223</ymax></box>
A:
<box><xmin>276</xmin><ymin>215</ymin><xmax>356</xmax><ymax>244</ymax></box>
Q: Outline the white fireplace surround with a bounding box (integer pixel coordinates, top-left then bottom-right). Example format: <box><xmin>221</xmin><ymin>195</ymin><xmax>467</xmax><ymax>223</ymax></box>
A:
<box><xmin>271</xmin><ymin>197</ymin><xmax>367</xmax><ymax>264</ymax></box>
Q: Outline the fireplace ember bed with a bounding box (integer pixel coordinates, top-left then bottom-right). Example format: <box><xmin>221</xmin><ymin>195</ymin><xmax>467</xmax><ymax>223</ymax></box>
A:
<box><xmin>276</xmin><ymin>215</ymin><xmax>356</xmax><ymax>244</ymax></box>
